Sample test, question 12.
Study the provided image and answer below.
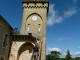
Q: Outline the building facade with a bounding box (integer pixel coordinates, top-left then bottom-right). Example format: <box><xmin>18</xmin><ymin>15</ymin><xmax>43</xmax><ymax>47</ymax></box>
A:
<box><xmin>0</xmin><ymin>0</ymin><xmax>49</xmax><ymax>60</ymax></box>
<box><xmin>0</xmin><ymin>15</ymin><xmax>13</xmax><ymax>60</ymax></box>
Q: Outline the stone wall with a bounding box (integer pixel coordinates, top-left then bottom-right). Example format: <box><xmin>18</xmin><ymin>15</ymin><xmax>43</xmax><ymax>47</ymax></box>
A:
<box><xmin>9</xmin><ymin>41</ymin><xmax>34</xmax><ymax>60</ymax></box>
<box><xmin>0</xmin><ymin>15</ymin><xmax>13</xmax><ymax>60</ymax></box>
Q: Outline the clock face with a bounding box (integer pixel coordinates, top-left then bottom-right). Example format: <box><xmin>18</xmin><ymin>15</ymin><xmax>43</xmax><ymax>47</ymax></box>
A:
<box><xmin>32</xmin><ymin>15</ymin><xmax>38</xmax><ymax>21</ymax></box>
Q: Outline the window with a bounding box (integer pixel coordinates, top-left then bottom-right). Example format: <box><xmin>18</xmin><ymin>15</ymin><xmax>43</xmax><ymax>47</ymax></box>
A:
<box><xmin>3</xmin><ymin>35</ymin><xmax>8</xmax><ymax>47</ymax></box>
<box><xmin>27</xmin><ymin>24</ymin><xmax>30</xmax><ymax>31</ymax></box>
<box><xmin>38</xmin><ymin>24</ymin><xmax>41</xmax><ymax>32</ymax></box>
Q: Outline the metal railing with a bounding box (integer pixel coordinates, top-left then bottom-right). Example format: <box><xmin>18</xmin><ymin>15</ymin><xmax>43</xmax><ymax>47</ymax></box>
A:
<box><xmin>30</xmin><ymin>39</ymin><xmax>42</xmax><ymax>60</ymax></box>
<box><xmin>30</xmin><ymin>51</ymin><xmax>34</xmax><ymax>60</ymax></box>
<box><xmin>38</xmin><ymin>40</ymin><xmax>42</xmax><ymax>60</ymax></box>
<box><xmin>12</xmin><ymin>30</ymin><xmax>40</xmax><ymax>35</ymax></box>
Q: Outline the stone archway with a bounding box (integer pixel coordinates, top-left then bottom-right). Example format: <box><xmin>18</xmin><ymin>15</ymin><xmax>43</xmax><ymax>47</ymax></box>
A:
<box><xmin>17</xmin><ymin>42</ymin><xmax>34</xmax><ymax>60</ymax></box>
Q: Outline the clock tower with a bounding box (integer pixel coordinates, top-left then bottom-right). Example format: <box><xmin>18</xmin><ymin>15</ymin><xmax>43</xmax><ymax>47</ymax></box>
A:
<box><xmin>21</xmin><ymin>0</ymin><xmax>49</xmax><ymax>60</ymax></box>
<box><xmin>9</xmin><ymin>0</ymin><xmax>49</xmax><ymax>60</ymax></box>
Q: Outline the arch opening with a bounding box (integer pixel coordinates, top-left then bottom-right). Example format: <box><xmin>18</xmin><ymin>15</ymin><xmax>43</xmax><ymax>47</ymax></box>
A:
<box><xmin>17</xmin><ymin>42</ymin><xmax>34</xmax><ymax>60</ymax></box>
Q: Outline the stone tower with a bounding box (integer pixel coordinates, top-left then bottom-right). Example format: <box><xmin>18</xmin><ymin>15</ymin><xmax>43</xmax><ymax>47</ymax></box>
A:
<box><xmin>21</xmin><ymin>0</ymin><xmax>49</xmax><ymax>60</ymax></box>
<box><xmin>9</xmin><ymin>0</ymin><xmax>49</xmax><ymax>60</ymax></box>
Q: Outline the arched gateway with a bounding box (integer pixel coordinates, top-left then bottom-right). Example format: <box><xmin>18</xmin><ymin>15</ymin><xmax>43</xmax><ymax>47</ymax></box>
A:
<box><xmin>9</xmin><ymin>0</ymin><xmax>49</xmax><ymax>60</ymax></box>
<box><xmin>9</xmin><ymin>35</ymin><xmax>36</xmax><ymax>60</ymax></box>
<box><xmin>17</xmin><ymin>42</ymin><xmax>34</xmax><ymax>60</ymax></box>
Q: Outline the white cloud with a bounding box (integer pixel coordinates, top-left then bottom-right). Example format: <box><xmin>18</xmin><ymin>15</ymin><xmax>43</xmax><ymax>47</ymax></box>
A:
<box><xmin>63</xmin><ymin>51</ymin><xmax>80</xmax><ymax>57</ymax></box>
<box><xmin>61</xmin><ymin>51</ymin><xmax>80</xmax><ymax>57</ymax></box>
<box><xmin>68</xmin><ymin>51</ymin><xmax>80</xmax><ymax>56</ymax></box>
<box><xmin>46</xmin><ymin>47</ymin><xmax>57</xmax><ymax>54</ymax></box>
<box><xmin>61</xmin><ymin>50</ymin><xmax>75</xmax><ymax>57</ymax></box>
<box><xmin>47</xmin><ymin>47</ymin><xmax>67</xmax><ymax>57</ymax></box>
<box><xmin>75</xmin><ymin>52</ymin><xmax>80</xmax><ymax>56</ymax></box>
<box><xmin>64</xmin><ymin>0</ymin><xmax>78</xmax><ymax>18</ymax></box>
<box><xmin>63</xmin><ymin>7</ymin><xmax>77</xmax><ymax>18</ymax></box>
<box><xmin>73</xmin><ymin>0</ymin><xmax>77</xmax><ymax>3</ymax></box>
<box><xmin>48</xmin><ymin>47</ymin><xmax>61</xmax><ymax>52</ymax></box>
<box><xmin>47</xmin><ymin>1</ymin><xmax>78</xmax><ymax>26</ymax></box>
<box><xmin>57</xmin><ymin>37</ymin><xmax>73</xmax><ymax>41</ymax></box>
<box><xmin>47</xmin><ymin>4</ymin><xmax>63</xmax><ymax>26</ymax></box>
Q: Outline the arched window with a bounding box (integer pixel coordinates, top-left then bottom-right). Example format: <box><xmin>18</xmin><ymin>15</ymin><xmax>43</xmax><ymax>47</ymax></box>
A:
<box><xmin>27</xmin><ymin>24</ymin><xmax>30</xmax><ymax>31</ymax></box>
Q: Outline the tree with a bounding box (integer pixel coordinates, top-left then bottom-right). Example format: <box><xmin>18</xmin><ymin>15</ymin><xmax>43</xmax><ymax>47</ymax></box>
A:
<box><xmin>46</xmin><ymin>51</ymin><xmax>61</xmax><ymax>60</ymax></box>
<box><xmin>12</xmin><ymin>28</ymin><xmax>19</xmax><ymax>34</ymax></box>
<box><xmin>51</xmin><ymin>51</ymin><xmax>61</xmax><ymax>60</ymax></box>
<box><xmin>65</xmin><ymin>50</ymin><xmax>72</xmax><ymax>60</ymax></box>
<box><xmin>46</xmin><ymin>54</ymin><xmax>52</xmax><ymax>60</ymax></box>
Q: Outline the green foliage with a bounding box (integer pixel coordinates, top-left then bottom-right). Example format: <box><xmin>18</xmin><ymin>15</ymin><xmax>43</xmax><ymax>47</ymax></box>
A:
<box><xmin>46</xmin><ymin>54</ymin><xmax>52</xmax><ymax>60</ymax></box>
<box><xmin>65</xmin><ymin>50</ymin><xmax>72</xmax><ymax>60</ymax></box>
<box><xmin>60</xmin><ymin>58</ymin><xmax>65</xmax><ymax>60</ymax></box>
<box><xmin>12</xmin><ymin>28</ymin><xmax>19</xmax><ymax>34</ymax></box>
<box><xmin>46</xmin><ymin>51</ymin><xmax>61</xmax><ymax>60</ymax></box>
<box><xmin>75</xmin><ymin>57</ymin><xmax>80</xmax><ymax>60</ymax></box>
<box><xmin>46</xmin><ymin>50</ymin><xmax>80</xmax><ymax>60</ymax></box>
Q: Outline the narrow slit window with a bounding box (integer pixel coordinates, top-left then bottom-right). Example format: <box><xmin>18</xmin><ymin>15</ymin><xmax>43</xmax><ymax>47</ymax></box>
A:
<box><xmin>27</xmin><ymin>24</ymin><xmax>30</xmax><ymax>31</ymax></box>
<box><xmin>38</xmin><ymin>24</ymin><xmax>41</xmax><ymax>32</ymax></box>
<box><xmin>3</xmin><ymin>35</ymin><xmax>8</xmax><ymax>47</ymax></box>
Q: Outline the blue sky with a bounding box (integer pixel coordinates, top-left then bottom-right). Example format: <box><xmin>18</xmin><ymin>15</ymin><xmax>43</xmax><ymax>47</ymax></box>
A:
<box><xmin>0</xmin><ymin>0</ymin><xmax>80</xmax><ymax>58</ymax></box>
